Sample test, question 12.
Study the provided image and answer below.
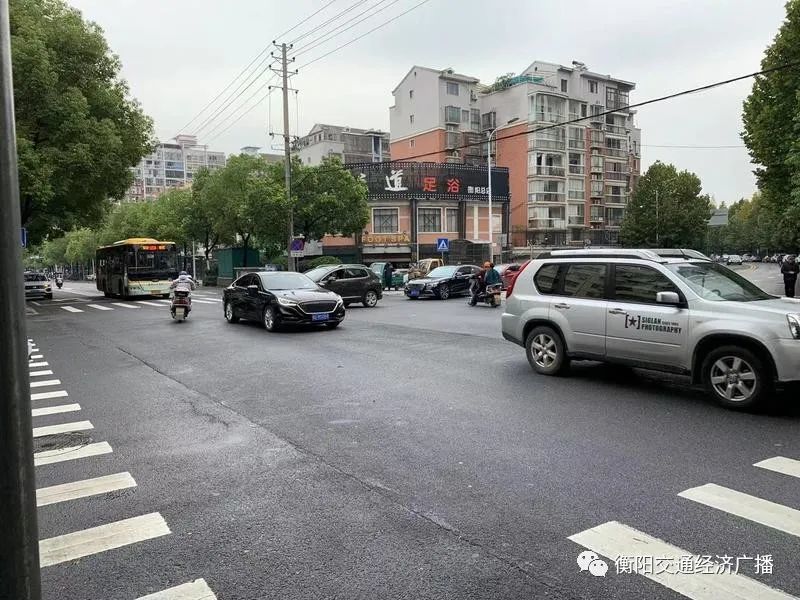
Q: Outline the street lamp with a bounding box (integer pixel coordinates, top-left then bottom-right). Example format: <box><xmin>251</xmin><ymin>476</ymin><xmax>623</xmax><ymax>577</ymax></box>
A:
<box><xmin>487</xmin><ymin>117</ymin><xmax>519</xmax><ymax>261</ymax></box>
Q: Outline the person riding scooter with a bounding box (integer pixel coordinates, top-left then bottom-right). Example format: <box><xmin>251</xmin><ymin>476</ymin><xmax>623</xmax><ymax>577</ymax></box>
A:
<box><xmin>169</xmin><ymin>271</ymin><xmax>195</xmax><ymax>319</ymax></box>
<box><xmin>470</xmin><ymin>262</ymin><xmax>502</xmax><ymax>307</ymax></box>
<box><xmin>55</xmin><ymin>274</ymin><xmax>63</xmax><ymax>289</ymax></box>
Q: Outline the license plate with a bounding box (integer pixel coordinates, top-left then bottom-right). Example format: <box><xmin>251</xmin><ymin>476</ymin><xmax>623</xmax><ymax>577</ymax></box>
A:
<box><xmin>312</xmin><ymin>313</ymin><xmax>329</xmax><ymax>322</ymax></box>
<box><xmin>409</xmin><ymin>290</ymin><xmax>420</xmax><ymax>297</ymax></box>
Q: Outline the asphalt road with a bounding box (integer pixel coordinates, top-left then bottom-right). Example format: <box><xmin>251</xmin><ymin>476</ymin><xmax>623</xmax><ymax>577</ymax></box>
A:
<box><xmin>24</xmin><ymin>269</ymin><xmax>800</xmax><ymax>600</ymax></box>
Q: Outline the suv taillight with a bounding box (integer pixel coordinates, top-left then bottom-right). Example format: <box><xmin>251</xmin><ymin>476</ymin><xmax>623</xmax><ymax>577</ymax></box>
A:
<box><xmin>505</xmin><ymin>260</ymin><xmax>530</xmax><ymax>298</ymax></box>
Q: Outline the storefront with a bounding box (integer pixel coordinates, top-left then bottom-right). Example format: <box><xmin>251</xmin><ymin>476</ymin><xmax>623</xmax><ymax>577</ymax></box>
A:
<box><xmin>322</xmin><ymin>161</ymin><xmax>510</xmax><ymax>265</ymax></box>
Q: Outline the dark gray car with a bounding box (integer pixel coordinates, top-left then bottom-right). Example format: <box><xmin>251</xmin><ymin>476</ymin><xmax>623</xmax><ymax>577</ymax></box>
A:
<box><xmin>304</xmin><ymin>264</ymin><xmax>383</xmax><ymax>308</ymax></box>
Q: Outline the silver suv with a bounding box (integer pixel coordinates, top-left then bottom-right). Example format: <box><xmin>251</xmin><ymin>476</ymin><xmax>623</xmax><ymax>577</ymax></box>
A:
<box><xmin>501</xmin><ymin>249</ymin><xmax>800</xmax><ymax>409</ymax></box>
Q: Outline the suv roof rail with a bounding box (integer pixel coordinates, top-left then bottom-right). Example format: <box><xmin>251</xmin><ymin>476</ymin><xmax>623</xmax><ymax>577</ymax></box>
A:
<box><xmin>650</xmin><ymin>248</ymin><xmax>711</xmax><ymax>260</ymax></box>
<box><xmin>539</xmin><ymin>248</ymin><xmax>663</xmax><ymax>261</ymax></box>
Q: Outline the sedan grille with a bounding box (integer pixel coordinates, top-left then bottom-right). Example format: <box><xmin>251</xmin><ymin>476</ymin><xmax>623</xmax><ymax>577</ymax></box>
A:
<box><xmin>300</xmin><ymin>300</ymin><xmax>337</xmax><ymax>313</ymax></box>
<box><xmin>407</xmin><ymin>283</ymin><xmax>426</xmax><ymax>291</ymax></box>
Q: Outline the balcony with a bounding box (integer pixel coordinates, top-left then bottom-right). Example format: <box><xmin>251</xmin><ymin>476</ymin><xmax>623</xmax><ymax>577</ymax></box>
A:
<box><xmin>529</xmin><ymin>218</ymin><xmax>567</xmax><ymax>230</ymax></box>
<box><xmin>568</xmin><ymin>138</ymin><xmax>585</xmax><ymax>150</ymax></box>
<box><xmin>568</xmin><ymin>190</ymin><xmax>585</xmax><ymax>200</ymax></box>
<box><xmin>590</xmin><ymin>214</ymin><xmax>604</xmax><ymax>223</ymax></box>
<box><xmin>604</xmin><ymin>171</ymin><xmax>629</xmax><ymax>182</ymax></box>
<box><xmin>568</xmin><ymin>164</ymin><xmax>585</xmax><ymax>175</ymax></box>
<box><xmin>445</xmin><ymin>131</ymin><xmax>460</xmax><ymax>149</ymax></box>
<box><xmin>590</xmin><ymin>162</ymin><xmax>604</xmax><ymax>174</ymax></box>
<box><xmin>481</xmin><ymin>112</ymin><xmax>496</xmax><ymax>130</ymax></box>
<box><xmin>606</xmin><ymin>89</ymin><xmax>630</xmax><ymax>110</ymax></box>
<box><xmin>445</xmin><ymin>106</ymin><xmax>461</xmax><ymax>124</ymax></box>
<box><xmin>568</xmin><ymin>215</ymin><xmax>585</xmax><ymax>226</ymax></box>
<box><xmin>534</xmin><ymin>165</ymin><xmax>566</xmax><ymax>177</ymax></box>
<box><xmin>604</xmin><ymin>123</ymin><xmax>628</xmax><ymax>136</ymax></box>
<box><xmin>529</xmin><ymin>138</ymin><xmax>566</xmax><ymax>151</ymax></box>
<box><xmin>589</xmin><ymin>136</ymin><xmax>604</xmax><ymax>148</ymax></box>
<box><xmin>605</xmin><ymin>220</ymin><xmax>623</xmax><ymax>228</ymax></box>
<box><xmin>529</xmin><ymin>192</ymin><xmax>566</xmax><ymax>203</ymax></box>
<box><xmin>530</xmin><ymin>111</ymin><xmax>565</xmax><ymax>124</ymax></box>
<box><xmin>603</xmin><ymin>147</ymin><xmax>627</xmax><ymax>159</ymax></box>
<box><xmin>605</xmin><ymin>194</ymin><xmax>629</xmax><ymax>205</ymax></box>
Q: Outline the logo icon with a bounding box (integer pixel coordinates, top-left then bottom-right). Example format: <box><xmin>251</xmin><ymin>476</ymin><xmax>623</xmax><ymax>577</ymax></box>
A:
<box><xmin>577</xmin><ymin>551</ymin><xmax>608</xmax><ymax>577</ymax></box>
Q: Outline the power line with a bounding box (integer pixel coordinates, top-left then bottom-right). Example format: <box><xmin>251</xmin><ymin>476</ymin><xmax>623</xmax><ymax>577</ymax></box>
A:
<box><xmin>293</xmin><ymin>0</ymin><xmax>400</xmax><ymax>57</ymax></box>
<box><xmin>277</xmin><ymin>0</ymin><xmax>341</xmax><ymax>40</ymax></box>
<box><xmin>289</xmin><ymin>0</ymin><xmax>371</xmax><ymax>44</ymax></box>
<box><xmin>204</xmin><ymin>75</ymin><xmax>279</xmax><ymax>143</ymax></box>
<box><xmin>642</xmin><ymin>144</ymin><xmax>746</xmax><ymax>149</ymax></box>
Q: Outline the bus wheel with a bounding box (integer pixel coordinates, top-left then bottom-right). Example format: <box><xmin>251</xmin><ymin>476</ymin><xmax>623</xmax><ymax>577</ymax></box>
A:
<box><xmin>162</xmin><ymin>294</ymin><xmax>170</xmax><ymax>299</ymax></box>
<box><xmin>104</xmin><ymin>291</ymin><xmax>111</xmax><ymax>298</ymax></box>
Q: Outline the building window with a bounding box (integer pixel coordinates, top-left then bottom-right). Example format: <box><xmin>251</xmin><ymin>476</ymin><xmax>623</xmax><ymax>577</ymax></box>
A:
<box><xmin>410</xmin><ymin>114</ymin><xmax>414</xmax><ymax>124</ymax></box>
<box><xmin>446</xmin><ymin>82</ymin><xmax>459</xmax><ymax>96</ymax></box>
<box><xmin>561</xmin><ymin>79</ymin><xmax>568</xmax><ymax>93</ymax></box>
<box><xmin>581</xmin><ymin>103</ymin><xmax>587</xmax><ymax>117</ymax></box>
<box><xmin>462</xmin><ymin>109</ymin><xmax>470</xmax><ymax>124</ymax></box>
<box><xmin>409</xmin><ymin>139</ymin><xmax>415</xmax><ymax>148</ymax></box>
<box><xmin>409</xmin><ymin>89</ymin><xmax>414</xmax><ymax>99</ymax></box>
<box><xmin>471</xmin><ymin>109</ymin><xmax>480</xmax><ymax>131</ymax></box>
<box><xmin>589</xmin><ymin>80</ymin><xmax>598</xmax><ymax>94</ymax></box>
<box><xmin>445</xmin><ymin>105</ymin><xmax>461</xmax><ymax>123</ymax></box>
<box><xmin>419</xmin><ymin>208</ymin><xmax>442</xmax><ymax>232</ymax></box>
<box><xmin>445</xmin><ymin>208</ymin><xmax>459</xmax><ymax>232</ymax></box>
<box><xmin>373</xmin><ymin>208</ymin><xmax>399</xmax><ymax>233</ymax></box>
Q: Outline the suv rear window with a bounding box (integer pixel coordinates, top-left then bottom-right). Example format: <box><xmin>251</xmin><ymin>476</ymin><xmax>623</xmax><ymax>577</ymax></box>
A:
<box><xmin>561</xmin><ymin>264</ymin><xmax>606</xmax><ymax>299</ymax></box>
<box><xmin>533</xmin><ymin>264</ymin><xmax>559</xmax><ymax>294</ymax></box>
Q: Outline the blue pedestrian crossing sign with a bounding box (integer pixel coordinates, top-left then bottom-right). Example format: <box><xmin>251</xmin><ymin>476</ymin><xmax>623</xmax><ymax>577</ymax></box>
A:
<box><xmin>436</xmin><ymin>238</ymin><xmax>450</xmax><ymax>252</ymax></box>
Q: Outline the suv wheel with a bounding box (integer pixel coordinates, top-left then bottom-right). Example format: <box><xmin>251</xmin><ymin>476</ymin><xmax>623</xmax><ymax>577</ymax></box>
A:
<box><xmin>363</xmin><ymin>289</ymin><xmax>379</xmax><ymax>307</ymax></box>
<box><xmin>702</xmin><ymin>346</ymin><xmax>770</xmax><ymax>409</ymax></box>
<box><xmin>525</xmin><ymin>326</ymin><xmax>568</xmax><ymax>375</ymax></box>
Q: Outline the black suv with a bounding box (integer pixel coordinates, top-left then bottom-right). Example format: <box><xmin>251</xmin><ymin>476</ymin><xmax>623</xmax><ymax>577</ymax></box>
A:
<box><xmin>304</xmin><ymin>264</ymin><xmax>383</xmax><ymax>307</ymax></box>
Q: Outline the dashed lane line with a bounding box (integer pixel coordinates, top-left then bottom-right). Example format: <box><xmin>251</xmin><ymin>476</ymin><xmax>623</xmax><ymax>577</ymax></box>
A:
<box><xmin>29</xmin><ymin>370</ymin><xmax>54</xmax><ymax>377</ymax></box>
<box><xmin>61</xmin><ymin>306</ymin><xmax>84</xmax><ymax>313</ymax></box>
<box><xmin>30</xmin><ymin>354</ymin><xmax>44</xmax><ymax>359</ymax></box>
<box><xmin>39</xmin><ymin>512</ymin><xmax>171</xmax><ymax>567</ymax></box>
<box><xmin>31</xmin><ymin>390</ymin><xmax>68</xmax><ymax>401</ymax></box>
<box><xmin>137</xmin><ymin>301</ymin><xmax>166</xmax><ymax>307</ymax></box>
<box><xmin>33</xmin><ymin>420</ymin><xmax>93</xmax><ymax>438</ymax></box>
<box><xmin>28</xmin><ymin>361</ymin><xmax>50</xmax><ymax>368</ymax></box>
<box><xmin>32</xmin><ymin>403</ymin><xmax>81</xmax><ymax>417</ymax></box>
<box><xmin>30</xmin><ymin>379</ymin><xmax>62</xmax><ymax>388</ymax></box>
<box><xmin>87</xmin><ymin>303</ymin><xmax>114</xmax><ymax>311</ymax></box>
<box><xmin>754</xmin><ymin>456</ymin><xmax>800</xmax><ymax>479</ymax></box>
<box><xmin>136</xmin><ymin>579</ymin><xmax>217</xmax><ymax>600</ymax></box>
<box><xmin>34</xmin><ymin>441</ymin><xmax>113</xmax><ymax>467</ymax></box>
<box><xmin>111</xmin><ymin>302</ymin><xmax>141</xmax><ymax>309</ymax></box>
<box><xmin>36</xmin><ymin>472</ymin><xmax>136</xmax><ymax>507</ymax></box>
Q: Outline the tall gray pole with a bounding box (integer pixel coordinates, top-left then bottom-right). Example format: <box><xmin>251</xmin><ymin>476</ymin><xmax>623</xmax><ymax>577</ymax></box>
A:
<box><xmin>0</xmin><ymin>0</ymin><xmax>42</xmax><ymax>597</ymax></box>
<box><xmin>487</xmin><ymin>128</ymin><xmax>494</xmax><ymax>261</ymax></box>
<box><xmin>281</xmin><ymin>43</ymin><xmax>294</xmax><ymax>272</ymax></box>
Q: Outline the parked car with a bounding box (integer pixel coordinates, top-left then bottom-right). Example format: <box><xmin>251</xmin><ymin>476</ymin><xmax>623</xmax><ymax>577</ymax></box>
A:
<box><xmin>86</xmin><ymin>272</ymin><xmax>96</xmax><ymax>281</ymax></box>
<box><xmin>495</xmin><ymin>263</ymin><xmax>522</xmax><ymax>290</ymax></box>
<box><xmin>726</xmin><ymin>255</ymin><xmax>743</xmax><ymax>265</ymax></box>
<box><xmin>501</xmin><ymin>248</ymin><xmax>800</xmax><ymax>410</ymax></box>
<box><xmin>407</xmin><ymin>258</ymin><xmax>444</xmax><ymax>281</ymax></box>
<box><xmin>223</xmin><ymin>271</ymin><xmax>345</xmax><ymax>331</ymax></box>
<box><xmin>404</xmin><ymin>265</ymin><xmax>480</xmax><ymax>299</ymax></box>
<box><xmin>24</xmin><ymin>272</ymin><xmax>52</xmax><ymax>300</ymax></box>
<box><xmin>304</xmin><ymin>264</ymin><xmax>382</xmax><ymax>307</ymax></box>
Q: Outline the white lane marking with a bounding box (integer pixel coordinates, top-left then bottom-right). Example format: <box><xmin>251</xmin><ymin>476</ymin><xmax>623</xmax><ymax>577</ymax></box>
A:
<box><xmin>137</xmin><ymin>301</ymin><xmax>165</xmax><ymax>307</ymax></box>
<box><xmin>36</xmin><ymin>472</ymin><xmax>136</xmax><ymax>507</ymax></box>
<box><xmin>29</xmin><ymin>361</ymin><xmax>49</xmax><ymax>368</ymax></box>
<box><xmin>33</xmin><ymin>420</ymin><xmax>93</xmax><ymax>438</ymax></box>
<box><xmin>191</xmin><ymin>299</ymin><xmax>216</xmax><ymax>304</ymax></box>
<box><xmin>87</xmin><ymin>304</ymin><xmax>114</xmax><ymax>311</ymax></box>
<box><xmin>136</xmin><ymin>578</ymin><xmax>217</xmax><ymax>600</ymax></box>
<box><xmin>155</xmin><ymin>299</ymin><xmax>172</xmax><ymax>304</ymax></box>
<box><xmin>30</xmin><ymin>370</ymin><xmax>54</xmax><ymax>377</ymax></box>
<box><xmin>34</xmin><ymin>441</ymin><xmax>112</xmax><ymax>466</ymax></box>
<box><xmin>31</xmin><ymin>302</ymin><xmax>41</xmax><ymax>306</ymax></box>
<box><xmin>31</xmin><ymin>390</ymin><xmax>68</xmax><ymax>401</ymax></box>
<box><xmin>39</xmin><ymin>512</ymin><xmax>171</xmax><ymax>567</ymax></box>
<box><xmin>754</xmin><ymin>456</ymin><xmax>800</xmax><ymax>480</ymax></box>
<box><xmin>61</xmin><ymin>306</ymin><xmax>84</xmax><ymax>313</ymax></box>
<box><xmin>32</xmin><ymin>403</ymin><xmax>81</xmax><ymax>417</ymax></box>
<box><xmin>111</xmin><ymin>302</ymin><xmax>141</xmax><ymax>309</ymax></box>
<box><xmin>30</xmin><ymin>379</ymin><xmax>61</xmax><ymax>388</ymax></box>
<box><xmin>679</xmin><ymin>483</ymin><xmax>800</xmax><ymax>538</ymax></box>
<box><xmin>30</xmin><ymin>354</ymin><xmax>43</xmax><ymax>360</ymax></box>
<box><xmin>569</xmin><ymin>521</ymin><xmax>797</xmax><ymax>600</ymax></box>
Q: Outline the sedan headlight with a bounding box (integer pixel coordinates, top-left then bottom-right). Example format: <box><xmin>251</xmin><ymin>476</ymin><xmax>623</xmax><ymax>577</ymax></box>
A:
<box><xmin>277</xmin><ymin>297</ymin><xmax>297</xmax><ymax>307</ymax></box>
<box><xmin>788</xmin><ymin>314</ymin><xmax>800</xmax><ymax>339</ymax></box>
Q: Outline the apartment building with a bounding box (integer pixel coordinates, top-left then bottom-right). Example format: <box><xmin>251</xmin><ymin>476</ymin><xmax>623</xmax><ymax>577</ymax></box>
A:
<box><xmin>293</xmin><ymin>123</ymin><xmax>390</xmax><ymax>166</ymax></box>
<box><xmin>124</xmin><ymin>134</ymin><xmax>226</xmax><ymax>202</ymax></box>
<box><xmin>389</xmin><ymin>62</ymin><xmax>641</xmax><ymax>248</ymax></box>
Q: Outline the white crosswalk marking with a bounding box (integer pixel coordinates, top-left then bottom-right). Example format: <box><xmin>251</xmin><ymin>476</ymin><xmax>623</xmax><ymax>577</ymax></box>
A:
<box><xmin>32</xmin><ymin>403</ymin><xmax>81</xmax><ymax>417</ymax></box>
<box><xmin>39</xmin><ymin>512</ymin><xmax>171</xmax><ymax>567</ymax></box>
<box><xmin>137</xmin><ymin>301</ymin><xmax>165</xmax><ymax>307</ymax></box>
<box><xmin>678</xmin><ymin>483</ymin><xmax>800</xmax><ymax>538</ymax></box>
<box><xmin>34</xmin><ymin>441</ymin><xmax>113</xmax><ymax>466</ymax></box>
<box><xmin>36</xmin><ymin>472</ymin><xmax>136</xmax><ymax>507</ymax></box>
<box><xmin>31</xmin><ymin>390</ymin><xmax>68</xmax><ymax>401</ymax></box>
<box><xmin>29</xmin><ymin>361</ymin><xmax>49</xmax><ymax>368</ymax></box>
<box><xmin>191</xmin><ymin>299</ymin><xmax>216</xmax><ymax>304</ymax></box>
<box><xmin>29</xmin><ymin>369</ymin><xmax>54</xmax><ymax>377</ymax></box>
<box><xmin>111</xmin><ymin>302</ymin><xmax>140</xmax><ymax>309</ymax></box>
<box><xmin>61</xmin><ymin>306</ymin><xmax>84</xmax><ymax>313</ymax></box>
<box><xmin>30</xmin><ymin>354</ymin><xmax>43</xmax><ymax>359</ymax></box>
<box><xmin>87</xmin><ymin>303</ymin><xmax>114</xmax><ymax>311</ymax></box>
<box><xmin>33</xmin><ymin>420</ymin><xmax>93</xmax><ymax>438</ymax></box>
<box><xmin>754</xmin><ymin>456</ymin><xmax>800</xmax><ymax>480</ymax></box>
<box><xmin>30</xmin><ymin>379</ymin><xmax>61</xmax><ymax>388</ymax></box>
<box><xmin>136</xmin><ymin>579</ymin><xmax>217</xmax><ymax>600</ymax></box>
<box><xmin>156</xmin><ymin>299</ymin><xmax>172</xmax><ymax>304</ymax></box>
<box><xmin>569</xmin><ymin>521</ymin><xmax>797</xmax><ymax>600</ymax></box>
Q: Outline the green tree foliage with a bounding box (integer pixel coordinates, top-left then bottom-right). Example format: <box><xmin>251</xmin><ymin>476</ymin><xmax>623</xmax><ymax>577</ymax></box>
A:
<box><xmin>705</xmin><ymin>192</ymin><xmax>783</xmax><ymax>254</ymax></box>
<box><xmin>41</xmin><ymin>235</ymin><xmax>69</xmax><ymax>266</ymax></box>
<box><xmin>65</xmin><ymin>228</ymin><xmax>98</xmax><ymax>264</ymax></box>
<box><xmin>186</xmin><ymin>168</ymin><xmax>229</xmax><ymax>263</ymax></box>
<box><xmin>742</xmin><ymin>0</ymin><xmax>800</xmax><ymax>251</ymax></box>
<box><xmin>10</xmin><ymin>0</ymin><xmax>154</xmax><ymax>244</ymax></box>
<box><xmin>620</xmin><ymin>161</ymin><xmax>712</xmax><ymax>248</ymax></box>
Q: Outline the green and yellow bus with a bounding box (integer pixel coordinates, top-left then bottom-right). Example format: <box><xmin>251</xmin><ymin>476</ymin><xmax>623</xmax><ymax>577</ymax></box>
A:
<box><xmin>96</xmin><ymin>238</ymin><xmax>179</xmax><ymax>298</ymax></box>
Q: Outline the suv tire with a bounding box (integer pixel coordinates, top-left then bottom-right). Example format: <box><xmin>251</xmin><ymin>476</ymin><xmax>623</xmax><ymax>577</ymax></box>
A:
<box><xmin>701</xmin><ymin>345</ymin><xmax>771</xmax><ymax>410</ymax></box>
<box><xmin>363</xmin><ymin>289</ymin><xmax>379</xmax><ymax>307</ymax></box>
<box><xmin>525</xmin><ymin>326</ymin><xmax>568</xmax><ymax>375</ymax></box>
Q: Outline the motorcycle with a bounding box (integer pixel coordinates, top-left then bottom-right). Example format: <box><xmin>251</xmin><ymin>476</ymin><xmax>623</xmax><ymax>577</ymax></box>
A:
<box><xmin>55</xmin><ymin>277</ymin><xmax>63</xmax><ymax>289</ymax></box>
<box><xmin>170</xmin><ymin>290</ymin><xmax>192</xmax><ymax>322</ymax></box>
<box><xmin>468</xmin><ymin>280</ymin><xmax>502</xmax><ymax>308</ymax></box>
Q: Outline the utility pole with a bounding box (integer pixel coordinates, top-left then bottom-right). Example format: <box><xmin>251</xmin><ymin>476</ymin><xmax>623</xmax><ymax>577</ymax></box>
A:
<box><xmin>271</xmin><ymin>43</ymin><xmax>297</xmax><ymax>271</ymax></box>
<box><xmin>655</xmin><ymin>189</ymin><xmax>660</xmax><ymax>245</ymax></box>
<box><xmin>0</xmin><ymin>0</ymin><xmax>42</xmax><ymax>598</ymax></box>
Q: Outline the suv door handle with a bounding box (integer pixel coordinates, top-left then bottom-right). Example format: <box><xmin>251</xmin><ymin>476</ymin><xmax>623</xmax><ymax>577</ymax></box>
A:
<box><xmin>608</xmin><ymin>308</ymin><xmax>627</xmax><ymax>315</ymax></box>
<box><xmin>554</xmin><ymin>303</ymin><xmax>571</xmax><ymax>309</ymax></box>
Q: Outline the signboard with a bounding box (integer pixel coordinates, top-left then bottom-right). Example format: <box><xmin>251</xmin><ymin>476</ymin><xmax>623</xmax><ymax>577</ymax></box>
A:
<box><xmin>21</xmin><ymin>227</ymin><xmax>27</xmax><ymax>248</ymax></box>
<box><xmin>363</xmin><ymin>233</ymin><xmax>411</xmax><ymax>245</ymax></box>
<box><xmin>436</xmin><ymin>238</ymin><xmax>450</xmax><ymax>252</ymax></box>
<box><xmin>290</xmin><ymin>238</ymin><xmax>305</xmax><ymax>257</ymax></box>
<box><xmin>349</xmin><ymin>162</ymin><xmax>509</xmax><ymax>201</ymax></box>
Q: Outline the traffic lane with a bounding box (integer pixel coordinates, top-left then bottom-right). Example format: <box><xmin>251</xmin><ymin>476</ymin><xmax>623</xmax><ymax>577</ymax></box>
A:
<box><xmin>96</xmin><ymin>310</ymin><xmax>800</xmax><ymax>598</ymax></box>
<box><xmin>27</xmin><ymin>308</ymin><xmax>559</xmax><ymax>599</ymax></box>
<box><xmin>741</xmin><ymin>262</ymin><xmax>791</xmax><ymax>295</ymax></box>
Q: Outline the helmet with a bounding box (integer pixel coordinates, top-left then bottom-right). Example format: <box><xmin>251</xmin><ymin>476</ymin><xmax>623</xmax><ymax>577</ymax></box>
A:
<box><xmin>179</xmin><ymin>271</ymin><xmax>189</xmax><ymax>277</ymax></box>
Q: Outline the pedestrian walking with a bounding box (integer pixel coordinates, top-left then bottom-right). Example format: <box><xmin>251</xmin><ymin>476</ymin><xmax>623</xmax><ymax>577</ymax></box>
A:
<box><xmin>383</xmin><ymin>262</ymin><xmax>394</xmax><ymax>291</ymax></box>
<box><xmin>781</xmin><ymin>254</ymin><xmax>799</xmax><ymax>297</ymax></box>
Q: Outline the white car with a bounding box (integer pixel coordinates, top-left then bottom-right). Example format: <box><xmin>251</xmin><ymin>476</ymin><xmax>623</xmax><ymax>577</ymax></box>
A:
<box><xmin>727</xmin><ymin>255</ymin><xmax>743</xmax><ymax>265</ymax></box>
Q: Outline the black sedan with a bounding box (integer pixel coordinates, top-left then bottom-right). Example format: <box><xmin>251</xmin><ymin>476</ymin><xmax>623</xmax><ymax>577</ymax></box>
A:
<box><xmin>223</xmin><ymin>271</ymin><xmax>345</xmax><ymax>332</ymax></box>
<box><xmin>404</xmin><ymin>265</ymin><xmax>480</xmax><ymax>299</ymax></box>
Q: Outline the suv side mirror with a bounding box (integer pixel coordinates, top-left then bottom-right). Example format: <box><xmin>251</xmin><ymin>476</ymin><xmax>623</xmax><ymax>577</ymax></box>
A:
<box><xmin>247</xmin><ymin>284</ymin><xmax>259</xmax><ymax>296</ymax></box>
<box><xmin>656</xmin><ymin>291</ymin><xmax>681</xmax><ymax>305</ymax></box>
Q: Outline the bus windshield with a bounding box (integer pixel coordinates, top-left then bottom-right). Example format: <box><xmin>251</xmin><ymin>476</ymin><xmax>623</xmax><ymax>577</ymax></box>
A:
<box><xmin>128</xmin><ymin>249</ymin><xmax>178</xmax><ymax>277</ymax></box>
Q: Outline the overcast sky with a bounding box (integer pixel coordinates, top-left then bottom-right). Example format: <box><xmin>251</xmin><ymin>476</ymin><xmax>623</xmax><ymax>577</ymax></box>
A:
<box><xmin>65</xmin><ymin>0</ymin><xmax>787</xmax><ymax>203</ymax></box>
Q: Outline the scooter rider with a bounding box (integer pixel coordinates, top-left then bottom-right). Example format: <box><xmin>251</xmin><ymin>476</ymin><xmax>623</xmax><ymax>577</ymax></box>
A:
<box><xmin>471</xmin><ymin>261</ymin><xmax>501</xmax><ymax>305</ymax></box>
<box><xmin>170</xmin><ymin>271</ymin><xmax>196</xmax><ymax>294</ymax></box>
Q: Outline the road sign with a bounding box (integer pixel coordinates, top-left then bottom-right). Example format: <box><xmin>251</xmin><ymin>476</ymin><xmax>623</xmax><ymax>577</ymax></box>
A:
<box><xmin>20</xmin><ymin>227</ymin><xmax>27</xmax><ymax>248</ymax></box>
<box><xmin>436</xmin><ymin>238</ymin><xmax>450</xmax><ymax>252</ymax></box>
<box><xmin>290</xmin><ymin>238</ymin><xmax>305</xmax><ymax>258</ymax></box>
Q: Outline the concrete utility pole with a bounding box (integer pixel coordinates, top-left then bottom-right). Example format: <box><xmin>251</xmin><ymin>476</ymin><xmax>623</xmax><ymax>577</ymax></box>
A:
<box><xmin>271</xmin><ymin>43</ymin><xmax>296</xmax><ymax>271</ymax></box>
<box><xmin>0</xmin><ymin>0</ymin><xmax>42</xmax><ymax>597</ymax></box>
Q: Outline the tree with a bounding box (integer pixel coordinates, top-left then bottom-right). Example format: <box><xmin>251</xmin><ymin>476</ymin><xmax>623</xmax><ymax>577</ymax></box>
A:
<box><xmin>41</xmin><ymin>235</ymin><xmax>69</xmax><ymax>267</ymax></box>
<box><xmin>620</xmin><ymin>161</ymin><xmax>712</xmax><ymax>248</ymax></box>
<box><xmin>96</xmin><ymin>202</ymin><xmax>157</xmax><ymax>245</ymax></box>
<box><xmin>10</xmin><ymin>0</ymin><xmax>154</xmax><ymax>244</ymax></box>
<box><xmin>187</xmin><ymin>168</ymin><xmax>229</xmax><ymax>264</ymax></box>
<box><xmin>65</xmin><ymin>228</ymin><xmax>98</xmax><ymax>265</ymax></box>
<box><xmin>742</xmin><ymin>0</ymin><xmax>800</xmax><ymax>252</ymax></box>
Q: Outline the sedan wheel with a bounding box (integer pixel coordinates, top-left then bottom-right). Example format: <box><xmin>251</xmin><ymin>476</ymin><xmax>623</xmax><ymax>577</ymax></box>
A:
<box><xmin>224</xmin><ymin>301</ymin><xmax>239</xmax><ymax>323</ymax></box>
<box><xmin>363</xmin><ymin>290</ymin><xmax>379</xmax><ymax>307</ymax></box>
<box><xmin>702</xmin><ymin>346</ymin><xmax>769</xmax><ymax>409</ymax></box>
<box><xmin>438</xmin><ymin>284</ymin><xmax>450</xmax><ymax>300</ymax></box>
<box><xmin>263</xmin><ymin>305</ymin><xmax>280</xmax><ymax>332</ymax></box>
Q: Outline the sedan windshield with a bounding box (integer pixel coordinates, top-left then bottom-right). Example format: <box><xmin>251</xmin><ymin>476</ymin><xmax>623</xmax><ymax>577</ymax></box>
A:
<box><xmin>260</xmin><ymin>272</ymin><xmax>319</xmax><ymax>291</ymax></box>
<box><xmin>426</xmin><ymin>266</ymin><xmax>458</xmax><ymax>278</ymax></box>
<box><xmin>666</xmin><ymin>261</ymin><xmax>773</xmax><ymax>302</ymax></box>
